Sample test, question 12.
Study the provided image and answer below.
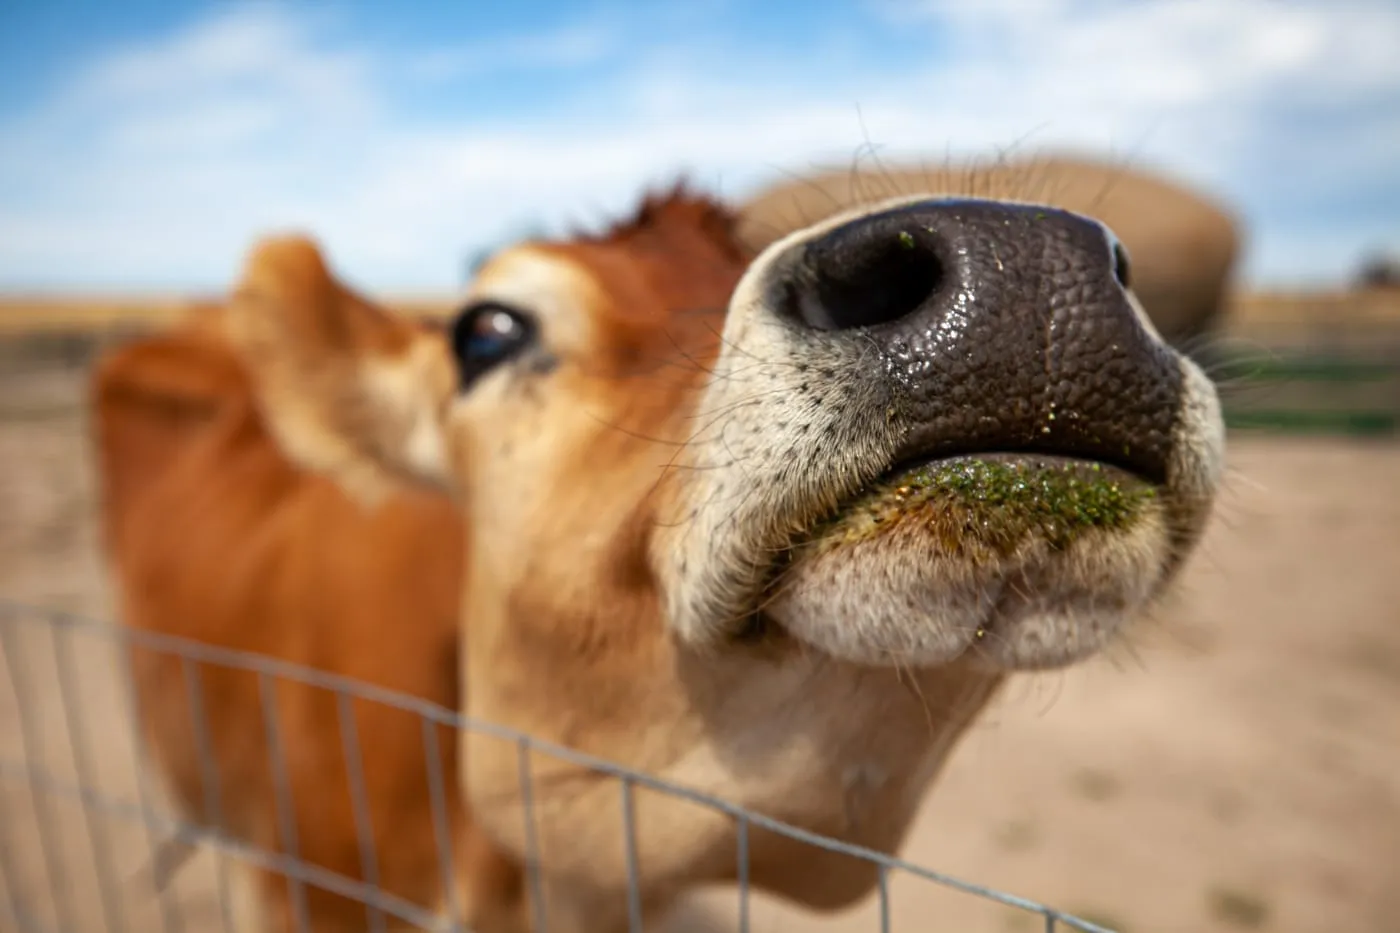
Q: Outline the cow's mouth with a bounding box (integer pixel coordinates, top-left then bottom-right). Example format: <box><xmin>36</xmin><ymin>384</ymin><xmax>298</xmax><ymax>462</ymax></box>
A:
<box><xmin>791</xmin><ymin>451</ymin><xmax>1159</xmax><ymax>561</ymax></box>
<box><xmin>756</xmin><ymin>450</ymin><xmax>1170</xmax><ymax>669</ymax></box>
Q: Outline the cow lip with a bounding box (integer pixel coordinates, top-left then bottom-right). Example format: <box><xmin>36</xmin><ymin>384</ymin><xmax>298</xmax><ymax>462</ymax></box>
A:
<box><xmin>756</xmin><ymin>449</ymin><xmax>1161</xmax><ymax>601</ymax></box>
<box><xmin>834</xmin><ymin>445</ymin><xmax>1153</xmax><ymax>525</ymax></box>
<box><xmin>879</xmin><ymin>437</ymin><xmax>1164</xmax><ymax>487</ymax></box>
<box><xmin>866</xmin><ymin>448</ymin><xmax>1153</xmax><ymax>494</ymax></box>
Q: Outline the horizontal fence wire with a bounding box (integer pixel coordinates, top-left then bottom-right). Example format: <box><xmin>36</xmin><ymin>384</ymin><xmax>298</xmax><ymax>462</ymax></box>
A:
<box><xmin>0</xmin><ymin>598</ymin><xmax>1118</xmax><ymax>933</ymax></box>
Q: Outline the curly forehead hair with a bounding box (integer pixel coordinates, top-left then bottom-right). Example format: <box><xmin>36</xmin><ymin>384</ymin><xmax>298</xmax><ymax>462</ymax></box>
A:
<box><xmin>583</xmin><ymin>179</ymin><xmax>749</xmax><ymax>264</ymax></box>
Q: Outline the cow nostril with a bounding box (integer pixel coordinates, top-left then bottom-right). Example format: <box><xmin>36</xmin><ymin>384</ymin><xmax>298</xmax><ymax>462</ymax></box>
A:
<box><xmin>1112</xmin><ymin>241</ymin><xmax>1132</xmax><ymax>290</ymax></box>
<box><xmin>785</xmin><ymin>232</ymin><xmax>945</xmax><ymax>331</ymax></box>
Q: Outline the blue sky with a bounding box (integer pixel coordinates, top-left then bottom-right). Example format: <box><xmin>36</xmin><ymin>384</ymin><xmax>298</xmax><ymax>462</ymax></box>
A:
<box><xmin>1</xmin><ymin>0</ymin><xmax>1397</xmax><ymax>293</ymax></box>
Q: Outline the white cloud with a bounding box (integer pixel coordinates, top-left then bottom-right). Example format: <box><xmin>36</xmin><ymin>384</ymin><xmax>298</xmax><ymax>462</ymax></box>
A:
<box><xmin>0</xmin><ymin>0</ymin><xmax>1397</xmax><ymax>292</ymax></box>
<box><xmin>406</xmin><ymin>24</ymin><xmax>616</xmax><ymax>83</ymax></box>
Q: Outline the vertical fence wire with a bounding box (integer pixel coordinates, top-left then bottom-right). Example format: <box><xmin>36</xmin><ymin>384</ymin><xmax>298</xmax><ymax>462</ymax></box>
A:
<box><xmin>256</xmin><ymin>671</ymin><xmax>311</xmax><ymax>933</ymax></box>
<box><xmin>51</xmin><ymin>623</ymin><xmax>126</xmax><ymax>933</ymax></box>
<box><xmin>335</xmin><ymin>691</ymin><xmax>386</xmax><ymax>933</ymax></box>
<box><xmin>877</xmin><ymin>864</ymin><xmax>891</xmax><ymax>933</ymax></box>
<box><xmin>0</xmin><ymin>610</ymin><xmax>30</xmax><ymax>931</ymax></box>
<box><xmin>422</xmin><ymin>716</ymin><xmax>463</xmax><ymax>931</ymax></box>
<box><xmin>0</xmin><ymin>617</ymin><xmax>78</xmax><ymax>933</ymax></box>
<box><xmin>735</xmin><ymin>814</ymin><xmax>750</xmax><ymax>933</ymax></box>
<box><xmin>516</xmin><ymin>737</ymin><xmax>549</xmax><ymax>933</ymax></box>
<box><xmin>114</xmin><ymin>636</ymin><xmax>186</xmax><ymax>933</ymax></box>
<box><xmin>179</xmin><ymin>656</ymin><xmax>238</xmax><ymax>933</ymax></box>
<box><xmin>620</xmin><ymin>777</ymin><xmax>644</xmax><ymax>933</ymax></box>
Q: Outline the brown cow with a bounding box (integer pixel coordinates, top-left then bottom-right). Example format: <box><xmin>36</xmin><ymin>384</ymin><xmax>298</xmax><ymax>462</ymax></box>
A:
<box><xmin>736</xmin><ymin>153</ymin><xmax>1244</xmax><ymax>348</ymax></box>
<box><xmin>94</xmin><ymin>184</ymin><xmax>1226</xmax><ymax>932</ymax></box>
<box><xmin>92</xmin><ymin>307</ymin><xmax>523</xmax><ymax>930</ymax></box>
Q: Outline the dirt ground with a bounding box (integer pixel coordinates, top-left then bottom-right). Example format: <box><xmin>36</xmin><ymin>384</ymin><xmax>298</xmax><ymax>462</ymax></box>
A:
<box><xmin>1</xmin><ymin>363</ymin><xmax>1398</xmax><ymax>933</ymax></box>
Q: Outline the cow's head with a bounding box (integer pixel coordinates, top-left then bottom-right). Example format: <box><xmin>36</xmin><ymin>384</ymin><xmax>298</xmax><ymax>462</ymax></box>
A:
<box><xmin>226</xmin><ymin>184</ymin><xmax>1224</xmax><ymax>924</ymax></box>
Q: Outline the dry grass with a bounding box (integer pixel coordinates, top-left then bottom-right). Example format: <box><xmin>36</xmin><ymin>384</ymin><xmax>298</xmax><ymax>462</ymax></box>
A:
<box><xmin>1227</xmin><ymin>288</ymin><xmax>1400</xmax><ymax>328</ymax></box>
<box><xmin>0</xmin><ymin>294</ymin><xmax>460</xmax><ymax>337</ymax></box>
<box><xmin>0</xmin><ymin>296</ymin><xmax>194</xmax><ymax>336</ymax></box>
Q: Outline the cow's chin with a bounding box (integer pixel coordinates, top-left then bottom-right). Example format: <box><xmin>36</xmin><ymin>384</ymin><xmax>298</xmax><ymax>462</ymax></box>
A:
<box><xmin>762</xmin><ymin>454</ymin><xmax>1171</xmax><ymax>671</ymax></box>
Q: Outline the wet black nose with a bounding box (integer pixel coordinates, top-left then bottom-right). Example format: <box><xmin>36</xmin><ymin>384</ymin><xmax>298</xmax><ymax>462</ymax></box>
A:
<box><xmin>767</xmin><ymin>198</ymin><xmax>1181</xmax><ymax>483</ymax></box>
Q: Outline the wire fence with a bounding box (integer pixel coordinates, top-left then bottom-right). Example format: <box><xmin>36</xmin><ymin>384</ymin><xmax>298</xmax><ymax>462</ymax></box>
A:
<box><xmin>0</xmin><ymin>598</ymin><xmax>1122</xmax><ymax>933</ymax></box>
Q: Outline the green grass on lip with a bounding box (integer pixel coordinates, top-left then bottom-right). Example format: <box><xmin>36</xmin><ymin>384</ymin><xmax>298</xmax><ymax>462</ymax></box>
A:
<box><xmin>804</xmin><ymin>455</ymin><xmax>1158</xmax><ymax>557</ymax></box>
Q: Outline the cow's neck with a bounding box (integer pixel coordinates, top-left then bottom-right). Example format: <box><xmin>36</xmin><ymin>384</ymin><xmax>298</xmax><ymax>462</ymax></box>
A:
<box><xmin>458</xmin><ymin>574</ymin><xmax>1005</xmax><ymax>899</ymax></box>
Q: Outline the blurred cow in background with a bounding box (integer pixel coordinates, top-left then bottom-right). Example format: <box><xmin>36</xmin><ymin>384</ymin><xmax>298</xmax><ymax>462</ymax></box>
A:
<box><xmin>737</xmin><ymin>153</ymin><xmax>1243</xmax><ymax>351</ymax></box>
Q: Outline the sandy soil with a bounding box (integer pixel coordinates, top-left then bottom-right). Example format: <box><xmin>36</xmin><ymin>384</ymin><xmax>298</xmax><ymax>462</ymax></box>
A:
<box><xmin>1</xmin><ymin>365</ymin><xmax>1397</xmax><ymax>933</ymax></box>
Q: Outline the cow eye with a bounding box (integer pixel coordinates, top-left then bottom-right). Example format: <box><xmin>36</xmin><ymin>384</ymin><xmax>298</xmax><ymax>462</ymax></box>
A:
<box><xmin>449</xmin><ymin>301</ymin><xmax>536</xmax><ymax>387</ymax></box>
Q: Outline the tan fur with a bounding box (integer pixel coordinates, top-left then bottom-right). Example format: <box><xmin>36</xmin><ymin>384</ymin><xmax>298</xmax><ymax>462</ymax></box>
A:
<box><xmin>95</xmin><ymin>185</ymin><xmax>1225</xmax><ymax>932</ymax></box>
<box><xmin>736</xmin><ymin>153</ymin><xmax>1243</xmax><ymax>345</ymax></box>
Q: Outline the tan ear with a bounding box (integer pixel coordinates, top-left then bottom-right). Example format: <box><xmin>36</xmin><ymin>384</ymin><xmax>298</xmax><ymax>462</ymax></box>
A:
<box><xmin>224</xmin><ymin>234</ymin><xmax>458</xmax><ymax>505</ymax></box>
